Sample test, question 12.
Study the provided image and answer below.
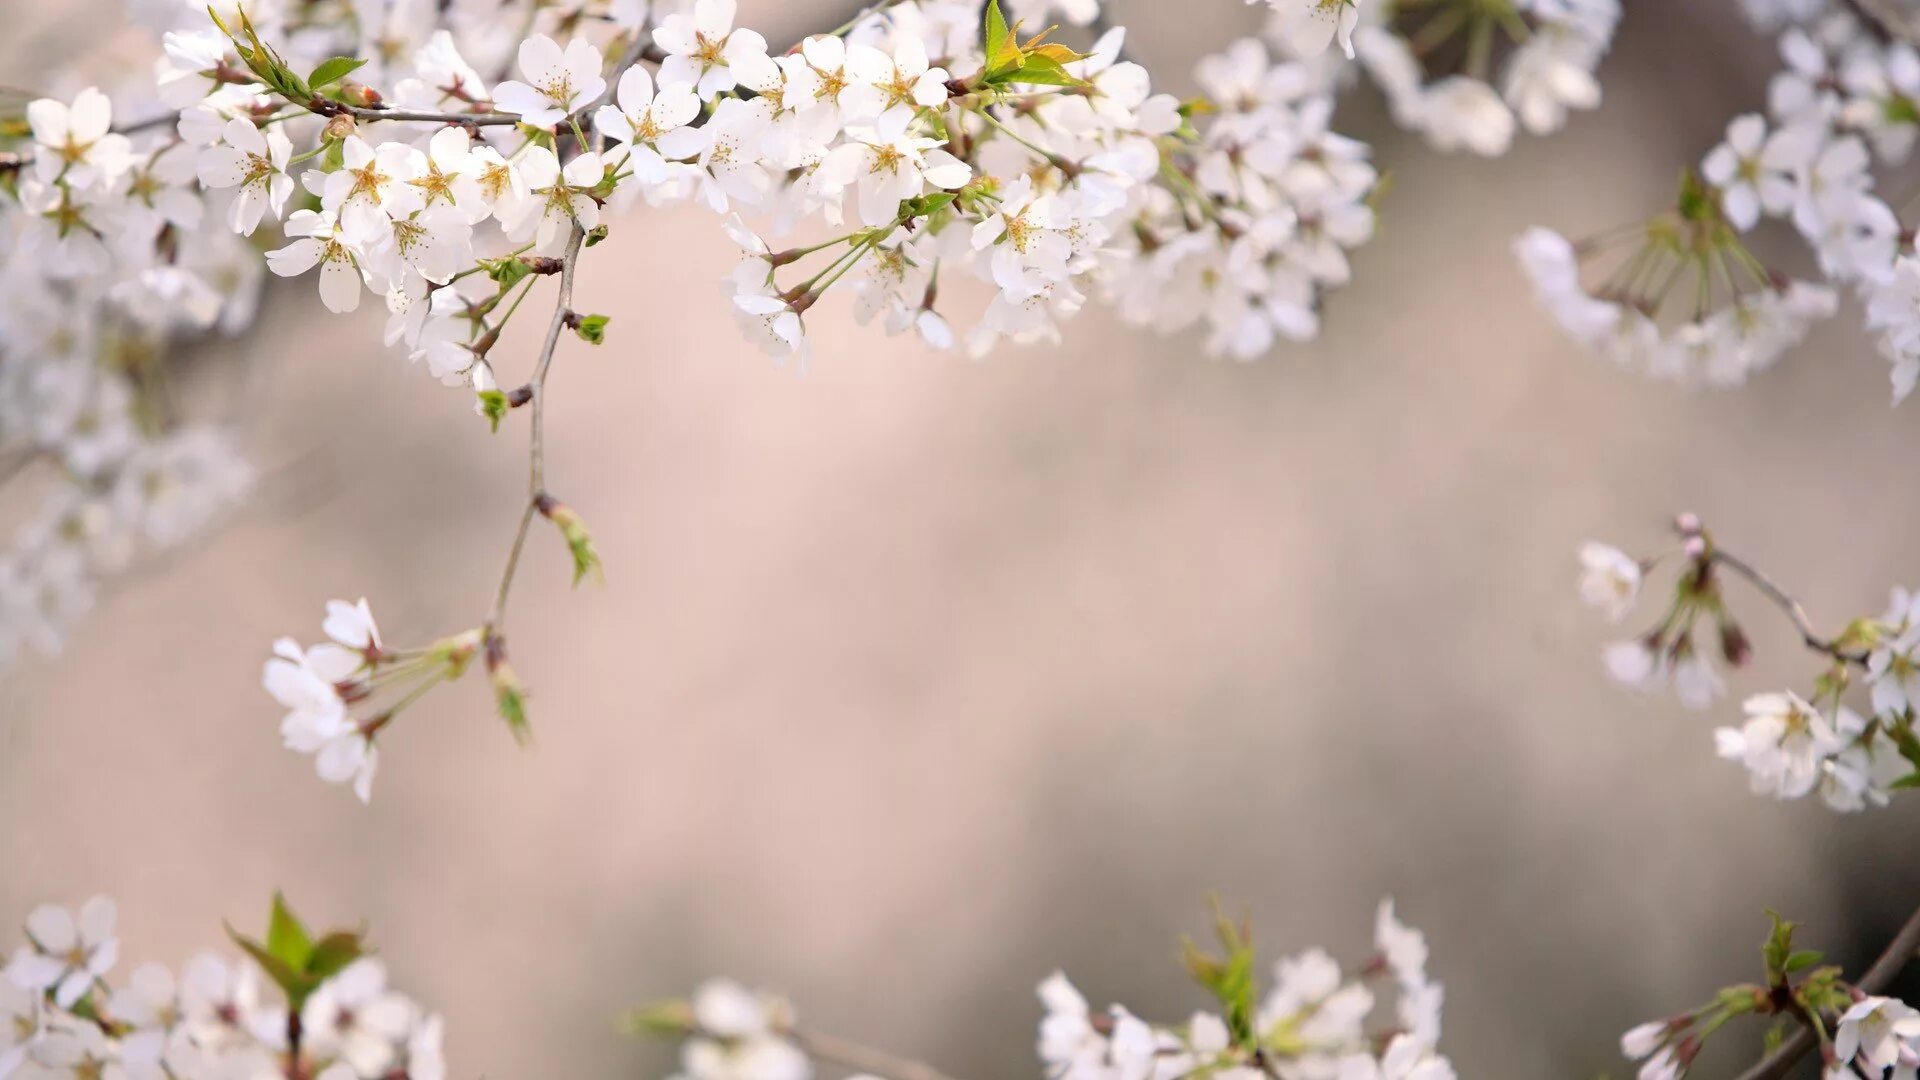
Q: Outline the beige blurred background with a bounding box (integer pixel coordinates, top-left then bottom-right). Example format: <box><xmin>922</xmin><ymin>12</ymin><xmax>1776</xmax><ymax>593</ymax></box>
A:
<box><xmin>7</xmin><ymin>1</ymin><xmax>1920</xmax><ymax>1076</ymax></box>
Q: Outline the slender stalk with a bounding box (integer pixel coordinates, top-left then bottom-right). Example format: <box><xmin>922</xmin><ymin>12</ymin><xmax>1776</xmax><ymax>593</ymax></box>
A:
<box><xmin>1841</xmin><ymin>0</ymin><xmax>1920</xmax><ymax>45</ymax></box>
<box><xmin>1706</xmin><ymin>549</ymin><xmax>1868</xmax><ymax>665</ymax></box>
<box><xmin>787</xmin><ymin>1027</ymin><xmax>969</xmax><ymax>1080</ymax></box>
<box><xmin>478</xmin><ymin>31</ymin><xmax>648</xmax><ymax>642</ymax></box>
<box><xmin>483</xmin><ymin>224</ymin><xmax>583</xmax><ymax>638</ymax></box>
<box><xmin>1735</xmin><ymin>904</ymin><xmax>1920</xmax><ymax>1080</ymax></box>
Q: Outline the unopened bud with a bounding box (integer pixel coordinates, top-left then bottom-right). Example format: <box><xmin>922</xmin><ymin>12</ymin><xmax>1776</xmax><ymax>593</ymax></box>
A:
<box><xmin>323</xmin><ymin>113</ymin><xmax>358</xmax><ymax>142</ymax></box>
<box><xmin>535</xmin><ymin>493</ymin><xmax>602</xmax><ymax>586</ymax></box>
<box><xmin>1674</xmin><ymin>512</ymin><xmax>1702</xmax><ymax>537</ymax></box>
<box><xmin>1719</xmin><ymin>621</ymin><xmax>1752</xmax><ymax>667</ymax></box>
<box><xmin>485</xmin><ymin>633</ymin><xmax>531</xmax><ymax>744</ymax></box>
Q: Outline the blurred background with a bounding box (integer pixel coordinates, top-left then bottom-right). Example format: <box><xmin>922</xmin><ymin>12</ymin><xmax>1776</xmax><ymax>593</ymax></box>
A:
<box><xmin>5</xmin><ymin>1</ymin><xmax>1920</xmax><ymax>1076</ymax></box>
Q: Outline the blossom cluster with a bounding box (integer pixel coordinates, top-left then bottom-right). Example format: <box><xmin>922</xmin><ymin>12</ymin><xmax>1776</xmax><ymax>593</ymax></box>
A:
<box><xmin>0</xmin><ymin>81</ymin><xmax>256</xmax><ymax>680</ymax></box>
<box><xmin>263</xmin><ymin>598</ymin><xmax>510</xmax><ymax>802</ymax></box>
<box><xmin>1578</xmin><ymin>515</ymin><xmax>1920</xmax><ymax>812</ymax></box>
<box><xmin>2</xmin><ymin>895</ymin><xmax>443</xmax><ymax>1080</ymax></box>
<box><xmin>147</xmin><ymin>0</ymin><xmax>1388</xmax><ymax>379</ymax></box>
<box><xmin>638</xmin><ymin>900</ymin><xmax>1453</xmax><ymax>1080</ymax></box>
<box><xmin>1619</xmin><ymin>912</ymin><xmax>1920</xmax><ymax>1080</ymax></box>
<box><xmin>1263</xmin><ymin>0</ymin><xmax>1621</xmax><ymax>158</ymax></box>
<box><xmin>1518</xmin><ymin>2</ymin><xmax>1920</xmax><ymax>396</ymax></box>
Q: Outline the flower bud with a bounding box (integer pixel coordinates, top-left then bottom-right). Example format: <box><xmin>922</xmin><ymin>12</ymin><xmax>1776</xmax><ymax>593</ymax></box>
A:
<box><xmin>323</xmin><ymin>113</ymin><xmax>358</xmax><ymax>142</ymax></box>
<box><xmin>1719</xmin><ymin>620</ymin><xmax>1752</xmax><ymax>667</ymax></box>
<box><xmin>486</xmin><ymin>633</ymin><xmax>530</xmax><ymax>744</ymax></box>
<box><xmin>535</xmin><ymin>493</ymin><xmax>602</xmax><ymax>586</ymax></box>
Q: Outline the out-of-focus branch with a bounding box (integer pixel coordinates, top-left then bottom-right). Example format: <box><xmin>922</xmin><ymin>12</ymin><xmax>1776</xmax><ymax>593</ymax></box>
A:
<box><xmin>1736</xmin><ymin>903</ymin><xmax>1920</xmax><ymax>1080</ymax></box>
<box><xmin>788</xmin><ymin>1027</ymin><xmax>970</xmax><ymax>1080</ymax></box>
<box><xmin>1706</xmin><ymin>548</ymin><xmax>1868</xmax><ymax>665</ymax></box>
<box><xmin>1842</xmin><ymin>0</ymin><xmax>1920</xmax><ymax>44</ymax></box>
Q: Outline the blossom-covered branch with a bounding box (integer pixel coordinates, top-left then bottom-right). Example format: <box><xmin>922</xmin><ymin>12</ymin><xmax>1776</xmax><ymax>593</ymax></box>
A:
<box><xmin>631</xmin><ymin>900</ymin><xmax>1454</xmax><ymax>1080</ymax></box>
<box><xmin>2</xmin><ymin>893</ymin><xmax>443</xmax><ymax>1080</ymax></box>
<box><xmin>1578</xmin><ymin>514</ymin><xmax>1920</xmax><ymax>812</ymax></box>
<box><xmin>1621</xmin><ymin>906</ymin><xmax>1920</xmax><ymax>1080</ymax></box>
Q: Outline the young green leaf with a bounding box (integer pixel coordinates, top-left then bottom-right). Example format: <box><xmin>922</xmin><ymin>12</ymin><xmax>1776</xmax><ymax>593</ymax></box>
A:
<box><xmin>573</xmin><ymin>313</ymin><xmax>610</xmax><ymax>344</ymax></box>
<box><xmin>1002</xmin><ymin>53</ymin><xmax>1088</xmax><ymax>89</ymax></box>
<box><xmin>265</xmin><ymin>891</ymin><xmax>314</xmax><ymax>971</ymax></box>
<box><xmin>982</xmin><ymin>0</ymin><xmax>1024</xmax><ymax>77</ymax></box>
<box><xmin>307</xmin><ymin>56</ymin><xmax>368</xmax><ymax>90</ymax></box>
<box><xmin>478</xmin><ymin>389</ymin><xmax>508</xmax><ymax>432</ymax></box>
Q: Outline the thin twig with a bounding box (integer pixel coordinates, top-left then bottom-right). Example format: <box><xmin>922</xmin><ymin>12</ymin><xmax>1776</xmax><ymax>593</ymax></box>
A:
<box><xmin>1735</xmin><ymin>904</ymin><xmax>1920</xmax><ymax>1080</ymax></box>
<box><xmin>477</xmin><ymin>30</ymin><xmax>654</xmax><ymax>642</ymax></box>
<box><xmin>788</xmin><ymin>1027</ymin><xmax>969</xmax><ymax>1080</ymax></box>
<box><xmin>483</xmin><ymin>223</ymin><xmax>583</xmax><ymax>636</ymax></box>
<box><xmin>1707</xmin><ymin>549</ymin><xmax>1868</xmax><ymax>665</ymax></box>
<box><xmin>1841</xmin><ymin>0</ymin><xmax>1920</xmax><ymax>45</ymax></box>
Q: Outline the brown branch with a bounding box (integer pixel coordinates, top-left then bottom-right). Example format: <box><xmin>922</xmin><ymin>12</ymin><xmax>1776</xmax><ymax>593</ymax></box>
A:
<box><xmin>1840</xmin><ymin>0</ymin><xmax>1920</xmax><ymax>45</ymax></box>
<box><xmin>1736</xmin><ymin>904</ymin><xmax>1920</xmax><ymax>1080</ymax></box>
<box><xmin>477</xmin><ymin>29</ymin><xmax>652</xmax><ymax>643</ymax></box>
<box><xmin>787</xmin><ymin>1027</ymin><xmax>969</xmax><ymax>1080</ymax></box>
<box><xmin>1706</xmin><ymin>549</ymin><xmax>1868</xmax><ymax>666</ymax></box>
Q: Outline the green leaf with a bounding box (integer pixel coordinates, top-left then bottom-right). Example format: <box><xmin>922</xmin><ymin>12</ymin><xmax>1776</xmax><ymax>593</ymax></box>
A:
<box><xmin>1891</xmin><ymin>769</ymin><xmax>1920</xmax><ymax>791</ymax></box>
<box><xmin>1002</xmin><ymin>53</ymin><xmax>1088</xmax><ymax>88</ymax></box>
<box><xmin>1761</xmin><ymin>910</ymin><xmax>1797</xmax><ymax>983</ymax></box>
<box><xmin>1026</xmin><ymin>42</ymin><xmax>1091</xmax><ymax>65</ymax></box>
<box><xmin>488</xmin><ymin>256</ymin><xmax>533</xmax><ymax>289</ymax></box>
<box><xmin>478</xmin><ymin>389</ymin><xmax>508</xmax><ymax>432</ymax></box>
<box><xmin>496</xmin><ymin>682</ymin><xmax>529</xmax><ymax>743</ymax></box>
<box><xmin>982</xmin><ymin>0</ymin><xmax>1022</xmax><ymax>77</ymax></box>
<box><xmin>306</xmin><ymin>930</ymin><xmax>367</xmax><ymax>982</ymax></box>
<box><xmin>266</xmin><ymin>891</ymin><xmax>314</xmax><ymax>971</ymax></box>
<box><xmin>1783</xmin><ymin>949</ymin><xmax>1824</xmax><ymax>974</ymax></box>
<box><xmin>538</xmin><ymin>498</ymin><xmax>603</xmax><ymax>586</ymax></box>
<box><xmin>573</xmin><ymin>314</ymin><xmax>610</xmax><ymax>344</ymax></box>
<box><xmin>908</xmin><ymin>192</ymin><xmax>957</xmax><ymax>219</ymax></box>
<box><xmin>226</xmin><ymin>924</ymin><xmax>313</xmax><ymax>1006</ymax></box>
<box><xmin>624</xmin><ymin>1000</ymin><xmax>696</xmax><ymax>1037</ymax></box>
<box><xmin>1181</xmin><ymin>903</ymin><xmax>1258</xmax><ymax>1045</ymax></box>
<box><xmin>307</xmin><ymin>56</ymin><xmax>368</xmax><ymax>90</ymax></box>
<box><xmin>584</xmin><ymin>224</ymin><xmax>610</xmax><ymax>247</ymax></box>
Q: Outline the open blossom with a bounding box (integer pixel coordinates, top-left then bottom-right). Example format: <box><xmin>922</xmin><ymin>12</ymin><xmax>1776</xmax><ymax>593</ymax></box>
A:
<box><xmin>28</xmin><ymin>87</ymin><xmax>131</xmax><ymax>187</ymax></box>
<box><xmin>1578</xmin><ymin>542</ymin><xmax>1641</xmax><ymax>622</ymax></box>
<box><xmin>817</xmin><ymin>107</ymin><xmax>971</xmax><ymax>227</ymax></box>
<box><xmin>507</xmin><ymin>147</ymin><xmax>605</xmax><ymax>254</ymax></box>
<box><xmin>972</xmin><ymin>176</ymin><xmax>1072</xmax><ymax>301</ymax></box>
<box><xmin>595</xmin><ymin>66</ymin><xmax>707</xmax><ymax>188</ymax></box>
<box><xmin>264</xmin><ymin>600</ymin><xmax>385</xmax><ymax>802</ymax></box>
<box><xmin>1832</xmin><ymin>996</ymin><xmax>1920</xmax><ymax>1074</ymax></box>
<box><xmin>266</xmin><ymin>209</ymin><xmax>366</xmax><ymax>314</ymax></box>
<box><xmin>1265</xmin><ymin>0</ymin><xmax>1361</xmax><ymax>59</ymax></box>
<box><xmin>320</xmin><ymin>135</ymin><xmax>423</xmax><ymax>234</ymax></box>
<box><xmin>654</xmin><ymin>0</ymin><xmax>769</xmax><ymax>101</ymax></box>
<box><xmin>492</xmin><ymin>34</ymin><xmax>607</xmax><ymax>128</ymax></box>
<box><xmin>6</xmin><ymin>897</ymin><xmax>119</xmax><ymax>1009</ymax></box>
<box><xmin>406</xmin><ymin>127</ymin><xmax>488</xmax><ymax>224</ymax></box>
<box><xmin>195</xmin><ymin>117</ymin><xmax>293</xmax><ymax>235</ymax></box>
<box><xmin>1716</xmin><ymin>691</ymin><xmax>1841</xmax><ymax>800</ymax></box>
<box><xmin>1699</xmin><ymin>113</ymin><xmax>1799</xmax><ymax>231</ymax></box>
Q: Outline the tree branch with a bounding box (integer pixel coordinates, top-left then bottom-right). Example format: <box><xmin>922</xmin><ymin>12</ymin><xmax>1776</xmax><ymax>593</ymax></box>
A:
<box><xmin>787</xmin><ymin>1027</ymin><xmax>969</xmax><ymax>1080</ymax></box>
<box><xmin>1841</xmin><ymin>0</ymin><xmax>1920</xmax><ymax>45</ymax></box>
<box><xmin>1736</xmin><ymin>903</ymin><xmax>1920</xmax><ymax>1080</ymax></box>
<box><xmin>478</xmin><ymin>31</ymin><xmax>648</xmax><ymax>641</ymax></box>
<box><xmin>1707</xmin><ymin>549</ymin><xmax>1868</xmax><ymax>666</ymax></box>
